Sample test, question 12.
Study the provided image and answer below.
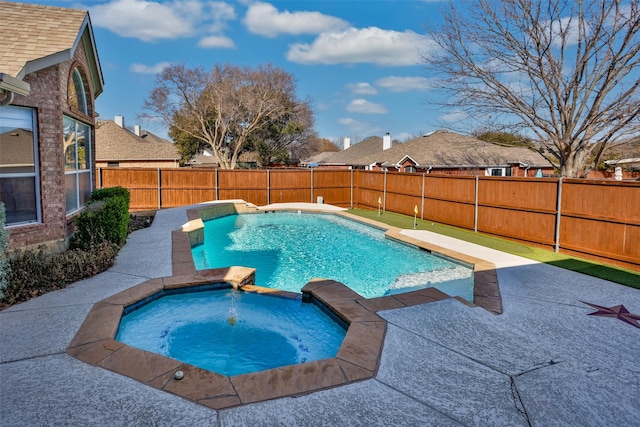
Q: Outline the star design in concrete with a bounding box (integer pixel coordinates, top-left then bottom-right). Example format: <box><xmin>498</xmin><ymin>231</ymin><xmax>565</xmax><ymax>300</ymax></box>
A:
<box><xmin>581</xmin><ymin>301</ymin><xmax>640</xmax><ymax>329</ymax></box>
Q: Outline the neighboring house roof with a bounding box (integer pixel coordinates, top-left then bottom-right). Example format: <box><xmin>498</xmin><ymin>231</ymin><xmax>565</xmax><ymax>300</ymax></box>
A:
<box><xmin>95</xmin><ymin>120</ymin><xmax>179</xmax><ymax>162</ymax></box>
<box><xmin>605</xmin><ymin>158</ymin><xmax>640</xmax><ymax>167</ymax></box>
<box><xmin>602</xmin><ymin>137</ymin><xmax>640</xmax><ymax>160</ymax></box>
<box><xmin>302</xmin><ymin>151</ymin><xmax>338</xmax><ymax>165</ymax></box>
<box><xmin>356</xmin><ymin>130</ymin><xmax>550</xmax><ymax>168</ymax></box>
<box><xmin>0</xmin><ymin>1</ymin><xmax>104</xmax><ymax>96</ymax></box>
<box><xmin>322</xmin><ymin>136</ymin><xmax>385</xmax><ymax>165</ymax></box>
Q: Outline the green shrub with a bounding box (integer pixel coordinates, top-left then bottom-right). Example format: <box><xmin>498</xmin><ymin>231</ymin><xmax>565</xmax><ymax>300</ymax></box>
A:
<box><xmin>0</xmin><ymin>187</ymin><xmax>132</xmax><ymax>307</ymax></box>
<box><xmin>1</xmin><ymin>241</ymin><xmax>119</xmax><ymax>306</ymax></box>
<box><xmin>90</xmin><ymin>186</ymin><xmax>131</xmax><ymax>205</ymax></box>
<box><xmin>73</xmin><ymin>187</ymin><xmax>130</xmax><ymax>250</ymax></box>
<box><xmin>0</xmin><ymin>202</ymin><xmax>9</xmax><ymax>299</ymax></box>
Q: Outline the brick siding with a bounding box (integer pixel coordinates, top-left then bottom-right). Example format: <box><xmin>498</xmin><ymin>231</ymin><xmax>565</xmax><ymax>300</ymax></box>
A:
<box><xmin>6</xmin><ymin>42</ymin><xmax>97</xmax><ymax>252</ymax></box>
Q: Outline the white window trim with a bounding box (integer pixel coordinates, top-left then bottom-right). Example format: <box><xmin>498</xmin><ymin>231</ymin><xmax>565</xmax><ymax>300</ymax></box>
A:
<box><xmin>64</xmin><ymin>116</ymin><xmax>93</xmax><ymax>214</ymax></box>
<box><xmin>0</xmin><ymin>106</ymin><xmax>41</xmax><ymax>226</ymax></box>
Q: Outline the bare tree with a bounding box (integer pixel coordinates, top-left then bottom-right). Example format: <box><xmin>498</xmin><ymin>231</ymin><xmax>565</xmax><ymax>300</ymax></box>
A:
<box><xmin>143</xmin><ymin>64</ymin><xmax>313</xmax><ymax>169</ymax></box>
<box><xmin>423</xmin><ymin>0</ymin><xmax>640</xmax><ymax>177</ymax></box>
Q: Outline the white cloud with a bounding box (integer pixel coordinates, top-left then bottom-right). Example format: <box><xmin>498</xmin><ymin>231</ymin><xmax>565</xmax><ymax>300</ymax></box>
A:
<box><xmin>206</xmin><ymin>2</ymin><xmax>236</xmax><ymax>32</ymax></box>
<box><xmin>87</xmin><ymin>0</ymin><xmax>236</xmax><ymax>43</ymax></box>
<box><xmin>346</xmin><ymin>99</ymin><xmax>388</xmax><ymax>114</ymax></box>
<box><xmin>440</xmin><ymin>110</ymin><xmax>468</xmax><ymax>123</ymax></box>
<box><xmin>375</xmin><ymin>76</ymin><xmax>433</xmax><ymax>92</ymax></box>
<box><xmin>347</xmin><ymin>82</ymin><xmax>378</xmax><ymax>95</ymax></box>
<box><xmin>130</xmin><ymin>62</ymin><xmax>171</xmax><ymax>74</ymax></box>
<box><xmin>198</xmin><ymin>35</ymin><xmax>236</xmax><ymax>48</ymax></box>
<box><xmin>338</xmin><ymin>117</ymin><xmax>370</xmax><ymax>132</ymax></box>
<box><xmin>243</xmin><ymin>2</ymin><xmax>349</xmax><ymax>37</ymax></box>
<box><xmin>287</xmin><ymin>27</ymin><xmax>427</xmax><ymax>66</ymax></box>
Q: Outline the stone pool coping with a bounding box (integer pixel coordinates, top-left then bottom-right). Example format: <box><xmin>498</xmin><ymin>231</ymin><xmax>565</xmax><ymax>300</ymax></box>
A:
<box><xmin>66</xmin><ymin>201</ymin><xmax>502</xmax><ymax>410</ymax></box>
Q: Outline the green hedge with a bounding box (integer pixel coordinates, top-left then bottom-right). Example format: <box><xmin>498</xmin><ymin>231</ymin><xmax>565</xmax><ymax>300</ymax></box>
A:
<box><xmin>73</xmin><ymin>187</ymin><xmax>131</xmax><ymax>250</ymax></box>
<box><xmin>1</xmin><ymin>242</ymin><xmax>119</xmax><ymax>306</ymax></box>
<box><xmin>0</xmin><ymin>188</ymin><xmax>134</xmax><ymax>307</ymax></box>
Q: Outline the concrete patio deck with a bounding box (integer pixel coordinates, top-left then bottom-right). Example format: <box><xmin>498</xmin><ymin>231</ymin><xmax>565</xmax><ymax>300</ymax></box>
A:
<box><xmin>1</xmin><ymin>201</ymin><xmax>639</xmax><ymax>426</ymax></box>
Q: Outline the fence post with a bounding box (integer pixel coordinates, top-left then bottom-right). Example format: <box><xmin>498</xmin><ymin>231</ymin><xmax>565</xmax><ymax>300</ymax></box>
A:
<box><xmin>554</xmin><ymin>177</ymin><xmax>563</xmax><ymax>252</ymax></box>
<box><xmin>157</xmin><ymin>168</ymin><xmax>161</xmax><ymax>209</ymax></box>
<box><xmin>383</xmin><ymin>170</ymin><xmax>387</xmax><ymax>212</ymax></box>
<box><xmin>215</xmin><ymin>169</ymin><xmax>219</xmax><ymax>201</ymax></box>
<box><xmin>267</xmin><ymin>169</ymin><xmax>270</xmax><ymax>205</ymax></box>
<box><xmin>350</xmin><ymin>169</ymin><xmax>354</xmax><ymax>209</ymax></box>
<box><xmin>474</xmin><ymin>175</ymin><xmax>479</xmax><ymax>233</ymax></box>
<box><xmin>421</xmin><ymin>173</ymin><xmax>425</xmax><ymax>220</ymax></box>
<box><xmin>98</xmin><ymin>167</ymin><xmax>102</xmax><ymax>189</ymax></box>
<box><xmin>310</xmin><ymin>169</ymin><xmax>314</xmax><ymax>203</ymax></box>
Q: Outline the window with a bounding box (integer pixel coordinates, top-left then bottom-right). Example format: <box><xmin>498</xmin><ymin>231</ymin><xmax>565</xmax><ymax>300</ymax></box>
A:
<box><xmin>0</xmin><ymin>106</ymin><xmax>40</xmax><ymax>225</ymax></box>
<box><xmin>68</xmin><ymin>67</ymin><xmax>89</xmax><ymax>115</ymax></box>
<box><xmin>404</xmin><ymin>165</ymin><xmax>417</xmax><ymax>173</ymax></box>
<box><xmin>64</xmin><ymin>116</ymin><xmax>92</xmax><ymax>213</ymax></box>
<box><xmin>486</xmin><ymin>167</ymin><xmax>511</xmax><ymax>177</ymax></box>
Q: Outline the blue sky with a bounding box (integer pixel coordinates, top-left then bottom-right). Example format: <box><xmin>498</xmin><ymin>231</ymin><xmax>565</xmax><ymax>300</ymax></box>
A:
<box><xmin>24</xmin><ymin>0</ymin><xmax>462</xmax><ymax>143</ymax></box>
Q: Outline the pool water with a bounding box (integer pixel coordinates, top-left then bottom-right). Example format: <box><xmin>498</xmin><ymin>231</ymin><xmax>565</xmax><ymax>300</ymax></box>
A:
<box><xmin>192</xmin><ymin>213</ymin><xmax>474</xmax><ymax>301</ymax></box>
<box><xmin>116</xmin><ymin>289</ymin><xmax>346</xmax><ymax>376</ymax></box>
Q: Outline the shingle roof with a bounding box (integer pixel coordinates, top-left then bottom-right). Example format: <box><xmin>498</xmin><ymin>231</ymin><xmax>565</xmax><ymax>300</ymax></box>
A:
<box><xmin>355</xmin><ymin>130</ymin><xmax>550</xmax><ymax>168</ymax></box>
<box><xmin>0</xmin><ymin>1</ymin><xmax>103</xmax><ymax>94</ymax></box>
<box><xmin>95</xmin><ymin>120</ymin><xmax>180</xmax><ymax>161</ymax></box>
<box><xmin>322</xmin><ymin>136</ymin><xmax>384</xmax><ymax>165</ymax></box>
<box><xmin>302</xmin><ymin>151</ymin><xmax>338</xmax><ymax>164</ymax></box>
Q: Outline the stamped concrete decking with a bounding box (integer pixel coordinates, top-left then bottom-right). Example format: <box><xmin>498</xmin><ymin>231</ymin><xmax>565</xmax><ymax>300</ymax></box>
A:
<box><xmin>1</xmin><ymin>201</ymin><xmax>639</xmax><ymax>426</ymax></box>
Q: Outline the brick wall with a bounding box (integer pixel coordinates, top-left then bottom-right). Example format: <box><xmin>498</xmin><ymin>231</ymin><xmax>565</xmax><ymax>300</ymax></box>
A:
<box><xmin>6</xmin><ymin>41</ymin><xmax>97</xmax><ymax>252</ymax></box>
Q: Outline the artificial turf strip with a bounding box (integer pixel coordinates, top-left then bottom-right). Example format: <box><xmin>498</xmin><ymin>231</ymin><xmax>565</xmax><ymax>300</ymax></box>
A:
<box><xmin>348</xmin><ymin>208</ymin><xmax>640</xmax><ymax>289</ymax></box>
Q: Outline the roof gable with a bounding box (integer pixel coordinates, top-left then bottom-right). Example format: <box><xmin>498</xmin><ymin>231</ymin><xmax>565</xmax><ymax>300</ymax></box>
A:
<box><xmin>0</xmin><ymin>1</ymin><xmax>104</xmax><ymax>96</ymax></box>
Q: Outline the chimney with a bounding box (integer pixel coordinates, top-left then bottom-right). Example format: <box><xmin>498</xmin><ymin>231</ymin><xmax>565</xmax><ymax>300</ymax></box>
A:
<box><xmin>383</xmin><ymin>132</ymin><xmax>391</xmax><ymax>150</ymax></box>
<box><xmin>114</xmin><ymin>115</ymin><xmax>125</xmax><ymax>128</ymax></box>
<box><xmin>343</xmin><ymin>137</ymin><xmax>351</xmax><ymax>150</ymax></box>
<box><xmin>134</xmin><ymin>125</ymin><xmax>141</xmax><ymax>136</ymax></box>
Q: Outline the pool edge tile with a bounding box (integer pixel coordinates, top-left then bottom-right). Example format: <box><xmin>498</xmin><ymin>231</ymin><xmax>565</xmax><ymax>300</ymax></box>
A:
<box><xmin>97</xmin><ymin>345</ymin><xmax>182</xmax><ymax>384</ymax></box>
<box><xmin>230</xmin><ymin>358</ymin><xmax>347</xmax><ymax>405</ymax></box>
<box><xmin>336</xmin><ymin>321</ymin><xmax>386</xmax><ymax>373</ymax></box>
<box><xmin>68</xmin><ymin>302</ymin><xmax>123</xmax><ymax>349</ymax></box>
<box><xmin>156</xmin><ymin>364</ymin><xmax>237</xmax><ymax>403</ymax></box>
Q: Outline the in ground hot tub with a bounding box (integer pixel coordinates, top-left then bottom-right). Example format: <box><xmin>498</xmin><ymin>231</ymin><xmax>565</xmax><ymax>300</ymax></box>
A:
<box><xmin>116</xmin><ymin>286</ymin><xmax>347</xmax><ymax>376</ymax></box>
<box><xmin>67</xmin><ymin>267</ymin><xmax>388</xmax><ymax>409</ymax></box>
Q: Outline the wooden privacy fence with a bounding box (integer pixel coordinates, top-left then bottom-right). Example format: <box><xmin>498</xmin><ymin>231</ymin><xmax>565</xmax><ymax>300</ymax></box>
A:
<box><xmin>98</xmin><ymin>167</ymin><xmax>640</xmax><ymax>272</ymax></box>
<box><xmin>98</xmin><ymin>168</ymin><xmax>353</xmax><ymax>209</ymax></box>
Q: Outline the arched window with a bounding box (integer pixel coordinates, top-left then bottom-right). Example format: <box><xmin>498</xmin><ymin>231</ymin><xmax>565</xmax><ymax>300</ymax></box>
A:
<box><xmin>68</xmin><ymin>67</ymin><xmax>88</xmax><ymax>115</ymax></box>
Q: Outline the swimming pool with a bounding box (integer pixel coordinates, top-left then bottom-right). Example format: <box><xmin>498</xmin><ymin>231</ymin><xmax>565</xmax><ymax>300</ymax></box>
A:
<box><xmin>116</xmin><ymin>287</ymin><xmax>347</xmax><ymax>376</ymax></box>
<box><xmin>191</xmin><ymin>212</ymin><xmax>474</xmax><ymax>301</ymax></box>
